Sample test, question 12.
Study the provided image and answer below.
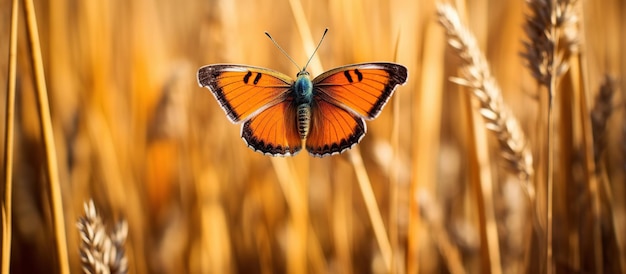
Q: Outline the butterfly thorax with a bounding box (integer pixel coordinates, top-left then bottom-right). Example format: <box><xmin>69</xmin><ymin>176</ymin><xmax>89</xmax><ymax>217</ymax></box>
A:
<box><xmin>294</xmin><ymin>73</ymin><xmax>313</xmax><ymax>140</ymax></box>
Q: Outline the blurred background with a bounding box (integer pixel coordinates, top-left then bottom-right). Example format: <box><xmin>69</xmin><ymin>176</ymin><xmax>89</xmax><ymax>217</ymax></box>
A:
<box><xmin>0</xmin><ymin>0</ymin><xmax>624</xmax><ymax>273</ymax></box>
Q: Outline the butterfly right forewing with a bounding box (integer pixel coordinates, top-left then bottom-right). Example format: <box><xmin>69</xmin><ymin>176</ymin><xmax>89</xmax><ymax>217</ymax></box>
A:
<box><xmin>312</xmin><ymin>63</ymin><xmax>408</xmax><ymax>120</ymax></box>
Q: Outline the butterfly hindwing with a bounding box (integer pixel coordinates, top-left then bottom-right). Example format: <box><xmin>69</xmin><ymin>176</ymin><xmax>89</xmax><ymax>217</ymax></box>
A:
<box><xmin>306</xmin><ymin>99</ymin><xmax>366</xmax><ymax>157</ymax></box>
<box><xmin>197</xmin><ymin>64</ymin><xmax>294</xmax><ymax>122</ymax></box>
<box><xmin>241</xmin><ymin>99</ymin><xmax>302</xmax><ymax>156</ymax></box>
<box><xmin>312</xmin><ymin>63</ymin><xmax>408</xmax><ymax>119</ymax></box>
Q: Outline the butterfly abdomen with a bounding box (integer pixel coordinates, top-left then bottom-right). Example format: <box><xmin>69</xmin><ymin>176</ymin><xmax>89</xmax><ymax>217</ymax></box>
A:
<box><xmin>296</xmin><ymin>104</ymin><xmax>311</xmax><ymax>139</ymax></box>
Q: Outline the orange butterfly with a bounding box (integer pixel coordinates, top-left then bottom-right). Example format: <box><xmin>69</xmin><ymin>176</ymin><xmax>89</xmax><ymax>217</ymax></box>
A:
<box><xmin>197</xmin><ymin>30</ymin><xmax>408</xmax><ymax>157</ymax></box>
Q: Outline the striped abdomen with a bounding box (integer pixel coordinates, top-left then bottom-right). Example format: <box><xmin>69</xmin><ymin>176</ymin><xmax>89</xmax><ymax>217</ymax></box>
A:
<box><xmin>297</xmin><ymin>104</ymin><xmax>311</xmax><ymax>139</ymax></box>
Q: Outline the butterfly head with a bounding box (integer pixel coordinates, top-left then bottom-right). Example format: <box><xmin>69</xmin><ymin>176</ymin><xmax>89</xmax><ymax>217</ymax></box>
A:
<box><xmin>296</xmin><ymin>70</ymin><xmax>310</xmax><ymax>78</ymax></box>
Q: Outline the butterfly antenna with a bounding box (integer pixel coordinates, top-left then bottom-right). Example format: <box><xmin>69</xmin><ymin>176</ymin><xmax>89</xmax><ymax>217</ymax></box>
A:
<box><xmin>265</xmin><ymin>31</ymin><xmax>301</xmax><ymax>71</ymax></box>
<box><xmin>302</xmin><ymin>28</ymin><xmax>328</xmax><ymax>71</ymax></box>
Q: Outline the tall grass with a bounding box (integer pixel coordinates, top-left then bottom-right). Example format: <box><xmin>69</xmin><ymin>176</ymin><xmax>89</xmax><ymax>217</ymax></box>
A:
<box><xmin>0</xmin><ymin>0</ymin><xmax>624</xmax><ymax>273</ymax></box>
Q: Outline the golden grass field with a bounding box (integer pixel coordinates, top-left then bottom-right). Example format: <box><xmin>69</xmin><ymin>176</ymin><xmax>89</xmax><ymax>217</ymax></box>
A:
<box><xmin>0</xmin><ymin>0</ymin><xmax>625</xmax><ymax>273</ymax></box>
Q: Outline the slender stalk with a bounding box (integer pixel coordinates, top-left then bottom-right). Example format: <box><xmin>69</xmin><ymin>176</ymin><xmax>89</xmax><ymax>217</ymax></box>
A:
<box><xmin>546</xmin><ymin>82</ymin><xmax>555</xmax><ymax>274</ymax></box>
<box><xmin>589</xmin><ymin>75</ymin><xmax>625</xmax><ymax>273</ymax></box>
<box><xmin>389</xmin><ymin>96</ymin><xmax>400</xmax><ymax>274</ymax></box>
<box><xmin>348</xmin><ymin>148</ymin><xmax>392</xmax><ymax>271</ymax></box>
<box><xmin>409</xmin><ymin>17</ymin><xmax>446</xmax><ymax>274</ymax></box>
<box><xmin>23</xmin><ymin>0</ymin><xmax>70</xmax><ymax>272</ymax></box>
<box><xmin>417</xmin><ymin>192</ymin><xmax>466</xmax><ymax>274</ymax></box>
<box><xmin>271</xmin><ymin>158</ymin><xmax>307</xmax><ymax>274</ymax></box>
<box><xmin>388</xmin><ymin>33</ymin><xmax>402</xmax><ymax>274</ymax></box>
<box><xmin>0</xmin><ymin>207</ymin><xmax>7</xmax><ymax>274</ymax></box>
<box><xmin>2</xmin><ymin>0</ymin><xmax>20</xmax><ymax>272</ymax></box>
<box><xmin>465</xmin><ymin>93</ymin><xmax>502</xmax><ymax>274</ymax></box>
<box><xmin>287</xmin><ymin>0</ymin><xmax>323</xmax><ymax>74</ymax></box>
<box><xmin>545</xmin><ymin>6</ymin><xmax>567</xmax><ymax>272</ymax></box>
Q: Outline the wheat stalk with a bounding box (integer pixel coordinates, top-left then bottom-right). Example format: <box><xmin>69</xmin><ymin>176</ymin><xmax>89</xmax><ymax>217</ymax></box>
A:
<box><xmin>437</xmin><ymin>4</ymin><xmax>537</xmax><ymax>273</ymax></box>
<box><xmin>437</xmin><ymin>4</ymin><xmax>535</xmax><ymax>199</ymax></box>
<box><xmin>590</xmin><ymin>75</ymin><xmax>625</xmax><ymax>273</ymax></box>
<box><xmin>522</xmin><ymin>0</ymin><xmax>578</xmax><ymax>272</ymax></box>
<box><xmin>77</xmin><ymin>200</ymin><xmax>128</xmax><ymax>274</ymax></box>
<box><xmin>417</xmin><ymin>191</ymin><xmax>466</xmax><ymax>274</ymax></box>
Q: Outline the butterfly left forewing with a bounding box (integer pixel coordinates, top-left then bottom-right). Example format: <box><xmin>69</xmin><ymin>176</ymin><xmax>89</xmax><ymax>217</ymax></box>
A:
<box><xmin>197</xmin><ymin>64</ymin><xmax>294</xmax><ymax>123</ymax></box>
<box><xmin>312</xmin><ymin>62</ymin><xmax>407</xmax><ymax>119</ymax></box>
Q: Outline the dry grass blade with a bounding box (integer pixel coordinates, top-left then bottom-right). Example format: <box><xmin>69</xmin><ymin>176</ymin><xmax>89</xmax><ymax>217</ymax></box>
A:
<box><xmin>77</xmin><ymin>200</ymin><xmax>128</xmax><ymax>274</ymax></box>
<box><xmin>417</xmin><ymin>191</ymin><xmax>466</xmax><ymax>274</ymax></box>
<box><xmin>22</xmin><ymin>0</ymin><xmax>70</xmax><ymax>272</ymax></box>
<box><xmin>389</xmin><ymin>33</ymin><xmax>401</xmax><ymax>274</ymax></box>
<box><xmin>348</xmin><ymin>148</ymin><xmax>392</xmax><ymax>272</ymax></box>
<box><xmin>2</xmin><ymin>0</ymin><xmax>19</xmax><ymax>272</ymax></box>
<box><xmin>409</xmin><ymin>16</ymin><xmax>445</xmax><ymax>273</ymax></box>
<box><xmin>436</xmin><ymin>4</ymin><xmax>536</xmax><ymax>205</ymax></box>
<box><xmin>591</xmin><ymin>75</ymin><xmax>616</xmax><ymax>164</ymax></box>
<box><xmin>590</xmin><ymin>75</ymin><xmax>625</xmax><ymax>273</ymax></box>
<box><xmin>269</xmin><ymin>157</ymin><xmax>308</xmax><ymax>274</ymax></box>
<box><xmin>1</xmin><ymin>206</ymin><xmax>8</xmax><ymax>274</ymax></box>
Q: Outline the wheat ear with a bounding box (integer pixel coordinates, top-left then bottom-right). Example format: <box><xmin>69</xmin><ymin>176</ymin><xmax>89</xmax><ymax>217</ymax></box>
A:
<box><xmin>77</xmin><ymin>200</ymin><xmax>128</xmax><ymax>274</ymax></box>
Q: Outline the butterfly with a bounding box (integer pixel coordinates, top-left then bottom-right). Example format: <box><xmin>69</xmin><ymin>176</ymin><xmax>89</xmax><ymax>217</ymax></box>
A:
<box><xmin>197</xmin><ymin>30</ymin><xmax>408</xmax><ymax>157</ymax></box>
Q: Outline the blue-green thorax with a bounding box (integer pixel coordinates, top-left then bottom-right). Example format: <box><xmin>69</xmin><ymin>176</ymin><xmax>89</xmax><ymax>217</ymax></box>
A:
<box><xmin>294</xmin><ymin>71</ymin><xmax>313</xmax><ymax>139</ymax></box>
<box><xmin>294</xmin><ymin>71</ymin><xmax>313</xmax><ymax>104</ymax></box>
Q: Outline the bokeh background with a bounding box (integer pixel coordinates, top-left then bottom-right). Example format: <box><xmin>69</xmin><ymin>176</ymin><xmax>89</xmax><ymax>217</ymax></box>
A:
<box><xmin>0</xmin><ymin>0</ymin><xmax>624</xmax><ymax>273</ymax></box>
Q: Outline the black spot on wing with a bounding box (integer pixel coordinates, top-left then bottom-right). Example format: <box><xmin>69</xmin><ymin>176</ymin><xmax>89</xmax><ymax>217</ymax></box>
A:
<box><xmin>354</xmin><ymin>69</ymin><xmax>363</xmax><ymax>81</ymax></box>
<box><xmin>253</xmin><ymin>73</ymin><xmax>262</xmax><ymax>85</ymax></box>
<box><xmin>243</xmin><ymin>71</ymin><xmax>252</xmax><ymax>84</ymax></box>
<box><xmin>343</xmin><ymin>70</ymin><xmax>353</xmax><ymax>83</ymax></box>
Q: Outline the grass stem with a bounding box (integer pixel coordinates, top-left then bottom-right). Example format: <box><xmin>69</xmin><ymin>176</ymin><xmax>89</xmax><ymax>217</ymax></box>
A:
<box><xmin>348</xmin><ymin>148</ymin><xmax>392</xmax><ymax>271</ymax></box>
<box><xmin>23</xmin><ymin>0</ymin><xmax>70</xmax><ymax>272</ymax></box>
<box><xmin>2</xmin><ymin>0</ymin><xmax>20</xmax><ymax>272</ymax></box>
